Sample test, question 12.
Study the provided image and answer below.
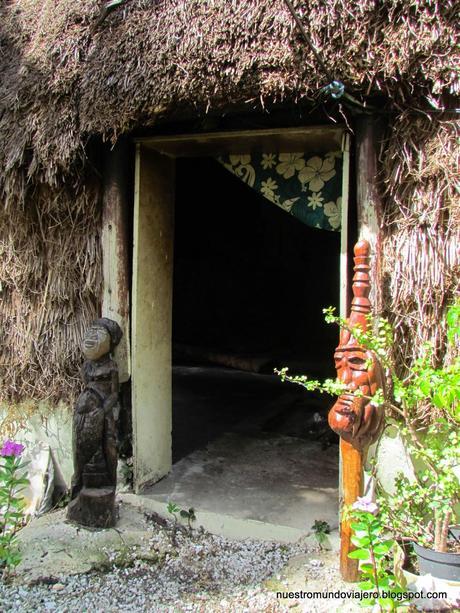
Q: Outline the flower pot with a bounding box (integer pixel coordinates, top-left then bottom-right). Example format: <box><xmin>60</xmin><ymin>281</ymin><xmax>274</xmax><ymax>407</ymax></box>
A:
<box><xmin>413</xmin><ymin>542</ymin><xmax>460</xmax><ymax>581</ymax></box>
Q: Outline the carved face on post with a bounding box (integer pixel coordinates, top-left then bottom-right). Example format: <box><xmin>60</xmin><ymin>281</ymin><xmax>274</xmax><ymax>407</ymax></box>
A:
<box><xmin>328</xmin><ymin>239</ymin><xmax>385</xmax><ymax>450</ymax></box>
<box><xmin>328</xmin><ymin>331</ymin><xmax>385</xmax><ymax>449</ymax></box>
<box><xmin>82</xmin><ymin>324</ymin><xmax>111</xmax><ymax>361</ymax></box>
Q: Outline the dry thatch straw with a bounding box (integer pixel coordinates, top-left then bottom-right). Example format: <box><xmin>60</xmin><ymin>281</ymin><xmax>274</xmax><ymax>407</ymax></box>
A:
<box><xmin>381</xmin><ymin>114</ymin><xmax>459</xmax><ymax>408</ymax></box>
<box><xmin>0</xmin><ymin>0</ymin><xmax>458</xmax><ymax>406</ymax></box>
<box><xmin>1</xmin><ymin>1</ymin><xmax>458</xmax><ymax>188</ymax></box>
<box><xmin>0</xmin><ymin>177</ymin><xmax>102</xmax><ymax>402</ymax></box>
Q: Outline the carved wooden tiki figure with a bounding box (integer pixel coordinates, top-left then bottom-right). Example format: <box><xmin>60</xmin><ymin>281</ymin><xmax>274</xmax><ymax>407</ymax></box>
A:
<box><xmin>328</xmin><ymin>240</ymin><xmax>384</xmax><ymax>580</ymax></box>
<box><xmin>67</xmin><ymin>318</ymin><xmax>122</xmax><ymax>528</ymax></box>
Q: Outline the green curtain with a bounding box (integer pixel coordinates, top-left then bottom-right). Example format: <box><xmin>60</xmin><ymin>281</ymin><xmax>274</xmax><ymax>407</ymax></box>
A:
<box><xmin>218</xmin><ymin>151</ymin><xmax>342</xmax><ymax>231</ymax></box>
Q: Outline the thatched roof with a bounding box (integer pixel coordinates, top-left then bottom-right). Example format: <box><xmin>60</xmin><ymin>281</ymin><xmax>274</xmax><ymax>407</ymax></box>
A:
<box><xmin>1</xmin><ymin>0</ymin><xmax>458</xmax><ymax>188</ymax></box>
<box><xmin>0</xmin><ymin>0</ymin><xmax>458</xmax><ymax>405</ymax></box>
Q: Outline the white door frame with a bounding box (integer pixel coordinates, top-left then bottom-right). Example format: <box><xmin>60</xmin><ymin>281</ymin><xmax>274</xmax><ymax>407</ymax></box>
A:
<box><xmin>131</xmin><ymin>126</ymin><xmax>349</xmax><ymax>492</ymax></box>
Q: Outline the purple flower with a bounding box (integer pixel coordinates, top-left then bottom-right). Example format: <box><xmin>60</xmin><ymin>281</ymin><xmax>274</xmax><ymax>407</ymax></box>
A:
<box><xmin>352</xmin><ymin>495</ymin><xmax>378</xmax><ymax>515</ymax></box>
<box><xmin>0</xmin><ymin>440</ymin><xmax>25</xmax><ymax>457</ymax></box>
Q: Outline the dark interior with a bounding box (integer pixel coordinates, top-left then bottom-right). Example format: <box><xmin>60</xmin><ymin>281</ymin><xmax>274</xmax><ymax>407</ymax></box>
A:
<box><xmin>172</xmin><ymin>157</ymin><xmax>340</xmax><ymax>462</ymax></box>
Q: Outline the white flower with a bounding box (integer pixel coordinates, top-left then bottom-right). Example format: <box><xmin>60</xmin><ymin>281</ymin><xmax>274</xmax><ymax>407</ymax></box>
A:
<box><xmin>261</xmin><ymin>153</ymin><xmax>277</xmax><ymax>170</ymax></box>
<box><xmin>260</xmin><ymin>177</ymin><xmax>278</xmax><ymax>200</ymax></box>
<box><xmin>324</xmin><ymin>197</ymin><xmax>341</xmax><ymax>229</ymax></box>
<box><xmin>298</xmin><ymin>156</ymin><xmax>336</xmax><ymax>192</ymax></box>
<box><xmin>276</xmin><ymin>153</ymin><xmax>305</xmax><ymax>179</ymax></box>
<box><xmin>307</xmin><ymin>193</ymin><xmax>324</xmax><ymax>210</ymax></box>
<box><xmin>352</xmin><ymin>494</ymin><xmax>379</xmax><ymax>515</ymax></box>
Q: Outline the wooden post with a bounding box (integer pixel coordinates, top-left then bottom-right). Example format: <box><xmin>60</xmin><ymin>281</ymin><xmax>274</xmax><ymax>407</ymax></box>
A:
<box><xmin>101</xmin><ymin>138</ymin><xmax>132</xmax><ymax>383</ymax></box>
<box><xmin>340</xmin><ymin>439</ymin><xmax>364</xmax><ymax>581</ymax></box>
<box><xmin>335</xmin><ymin>116</ymin><xmax>385</xmax><ymax>581</ymax></box>
<box><xmin>355</xmin><ymin>115</ymin><xmax>384</xmax><ymax>313</ymax></box>
<box><xmin>328</xmin><ymin>240</ymin><xmax>385</xmax><ymax>582</ymax></box>
<box><xmin>340</xmin><ymin>132</ymin><xmax>351</xmax><ymax>320</ymax></box>
<box><xmin>132</xmin><ymin>145</ymin><xmax>174</xmax><ymax>491</ymax></box>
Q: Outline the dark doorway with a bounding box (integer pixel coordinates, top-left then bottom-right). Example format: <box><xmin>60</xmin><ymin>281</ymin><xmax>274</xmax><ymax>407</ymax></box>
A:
<box><xmin>172</xmin><ymin>157</ymin><xmax>340</xmax><ymax>463</ymax></box>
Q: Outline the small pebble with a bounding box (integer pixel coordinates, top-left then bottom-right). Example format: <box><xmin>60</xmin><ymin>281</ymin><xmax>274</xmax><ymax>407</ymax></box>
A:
<box><xmin>310</xmin><ymin>559</ymin><xmax>324</xmax><ymax>567</ymax></box>
<box><xmin>51</xmin><ymin>583</ymin><xmax>65</xmax><ymax>591</ymax></box>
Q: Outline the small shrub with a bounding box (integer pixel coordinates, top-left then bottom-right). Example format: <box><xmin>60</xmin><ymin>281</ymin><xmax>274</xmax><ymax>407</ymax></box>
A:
<box><xmin>0</xmin><ymin>440</ymin><xmax>30</xmax><ymax>574</ymax></box>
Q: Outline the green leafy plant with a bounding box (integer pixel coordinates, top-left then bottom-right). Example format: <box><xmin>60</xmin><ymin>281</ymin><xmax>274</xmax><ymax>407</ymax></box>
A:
<box><xmin>0</xmin><ymin>440</ymin><xmax>30</xmax><ymax>574</ymax></box>
<box><xmin>167</xmin><ymin>501</ymin><xmax>180</xmax><ymax>523</ymax></box>
<box><xmin>120</xmin><ymin>457</ymin><xmax>134</xmax><ymax>488</ymax></box>
<box><xmin>180</xmin><ymin>507</ymin><xmax>196</xmax><ymax>530</ymax></box>
<box><xmin>375</xmin><ymin>301</ymin><xmax>459</xmax><ymax>553</ymax></box>
<box><xmin>348</xmin><ymin>496</ymin><xmax>407</xmax><ymax>611</ymax></box>
<box><xmin>311</xmin><ymin>519</ymin><xmax>331</xmax><ymax>549</ymax></box>
<box><xmin>378</xmin><ymin>421</ymin><xmax>459</xmax><ymax>552</ymax></box>
<box><xmin>279</xmin><ymin>300</ymin><xmax>459</xmax><ymax>553</ymax></box>
<box><xmin>167</xmin><ymin>502</ymin><xmax>196</xmax><ymax>531</ymax></box>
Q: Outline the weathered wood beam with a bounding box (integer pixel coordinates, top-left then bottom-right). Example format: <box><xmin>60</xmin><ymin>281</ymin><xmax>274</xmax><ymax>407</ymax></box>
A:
<box><xmin>338</xmin><ymin>117</ymin><xmax>385</xmax><ymax>582</ymax></box>
<box><xmin>132</xmin><ymin>145</ymin><xmax>174</xmax><ymax>491</ymax></box>
<box><xmin>355</xmin><ymin>115</ymin><xmax>384</xmax><ymax>312</ymax></box>
<box><xmin>101</xmin><ymin>139</ymin><xmax>132</xmax><ymax>383</ymax></box>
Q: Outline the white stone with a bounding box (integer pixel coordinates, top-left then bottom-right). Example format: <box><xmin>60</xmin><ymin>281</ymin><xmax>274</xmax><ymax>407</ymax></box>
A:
<box><xmin>372</xmin><ymin>424</ymin><xmax>416</xmax><ymax>494</ymax></box>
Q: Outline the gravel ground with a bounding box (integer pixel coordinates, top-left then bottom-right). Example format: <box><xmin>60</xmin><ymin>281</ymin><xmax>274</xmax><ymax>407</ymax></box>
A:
<box><xmin>0</xmin><ymin>516</ymin><xmax>360</xmax><ymax>612</ymax></box>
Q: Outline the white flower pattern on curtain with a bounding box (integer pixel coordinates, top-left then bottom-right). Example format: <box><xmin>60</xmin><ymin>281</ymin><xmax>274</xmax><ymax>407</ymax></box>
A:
<box><xmin>218</xmin><ymin>151</ymin><xmax>342</xmax><ymax>231</ymax></box>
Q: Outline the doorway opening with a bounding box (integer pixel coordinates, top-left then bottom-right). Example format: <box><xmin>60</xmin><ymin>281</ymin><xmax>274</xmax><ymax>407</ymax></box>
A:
<box><xmin>172</xmin><ymin>157</ymin><xmax>340</xmax><ymax>462</ymax></box>
<box><xmin>132</xmin><ymin>128</ymin><xmax>348</xmax><ymax>538</ymax></box>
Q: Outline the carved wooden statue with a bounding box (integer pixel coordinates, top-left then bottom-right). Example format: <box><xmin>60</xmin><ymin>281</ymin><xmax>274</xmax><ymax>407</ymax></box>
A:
<box><xmin>328</xmin><ymin>240</ymin><xmax>384</xmax><ymax>580</ymax></box>
<box><xmin>67</xmin><ymin>318</ymin><xmax>122</xmax><ymax>528</ymax></box>
<box><xmin>328</xmin><ymin>240</ymin><xmax>385</xmax><ymax>449</ymax></box>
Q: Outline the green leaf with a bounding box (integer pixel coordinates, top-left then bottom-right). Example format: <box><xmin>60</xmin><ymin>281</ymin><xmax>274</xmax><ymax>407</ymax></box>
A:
<box><xmin>433</xmin><ymin>392</ymin><xmax>446</xmax><ymax>408</ymax></box>
<box><xmin>12</xmin><ymin>478</ymin><xmax>30</xmax><ymax>486</ymax></box>
<box><xmin>166</xmin><ymin>502</ymin><xmax>180</xmax><ymax>514</ymax></box>
<box><xmin>350</xmin><ymin>522</ymin><xmax>368</xmax><ymax>531</ymax></box>
<box><xmin>360</xmin><ymin>598</ymin><xmax>376</xmax><ymax>607</ymax></box>
<box><xmin>348</xmin><ymin>549</ymin><xmax>369</xmax><ymax>560</ymax></box>
<box><xmin>377</xmin><ymin>597</ymin><xmax>397</xmax><ymax>609</ymax></box>
<box><xmin>358</xmin><ymin>580</ymin><xmax>375</xmax><ymax>590</ymax></box>
<box><xmin>4</xmin><ymin>511</ymin><xmax>23</xmax><ymax>520</ymax></box>
<box><xmin>374</xmin><ymin>540</ymin><xmax>394</xmax><ymax>554</ymax></box>
<box><xmin>351</xmin><ymin>535</ymin><xmax>371</xmax><ymax>547</ymax></box>
<box><xmin>419</xmin><ymin>379</ymin><xmax>431</xmax><ymax>395</ymax></box>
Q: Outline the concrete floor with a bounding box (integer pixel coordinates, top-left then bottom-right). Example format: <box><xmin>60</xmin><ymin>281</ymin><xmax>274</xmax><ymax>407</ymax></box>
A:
<box><xmin>138</xmin><ymin>365</ymin><xmax>339</xmax><ymax>542</ymax></box>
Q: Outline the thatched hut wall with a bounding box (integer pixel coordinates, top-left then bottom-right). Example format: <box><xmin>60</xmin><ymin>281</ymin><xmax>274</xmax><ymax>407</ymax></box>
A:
<box><xmin>381</xmin><ymin>115</ymin><xmax>459</xmax><ymax>376</ymax></box>
<box><xmin>0</xmin><ymin>178</ymin><xmax>102</xmax><ymax>402</ymax></box>
<box><xmin>0</xmin><ymin>0</ymin><xmax>458</xmax><ymax>405</ymax></box>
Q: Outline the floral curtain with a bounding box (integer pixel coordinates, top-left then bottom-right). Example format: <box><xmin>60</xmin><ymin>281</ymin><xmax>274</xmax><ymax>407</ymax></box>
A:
<box><xmin>218</xmin><ymin>152</ymin><xmax>342</xmax><ymax>231</ymax></box>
